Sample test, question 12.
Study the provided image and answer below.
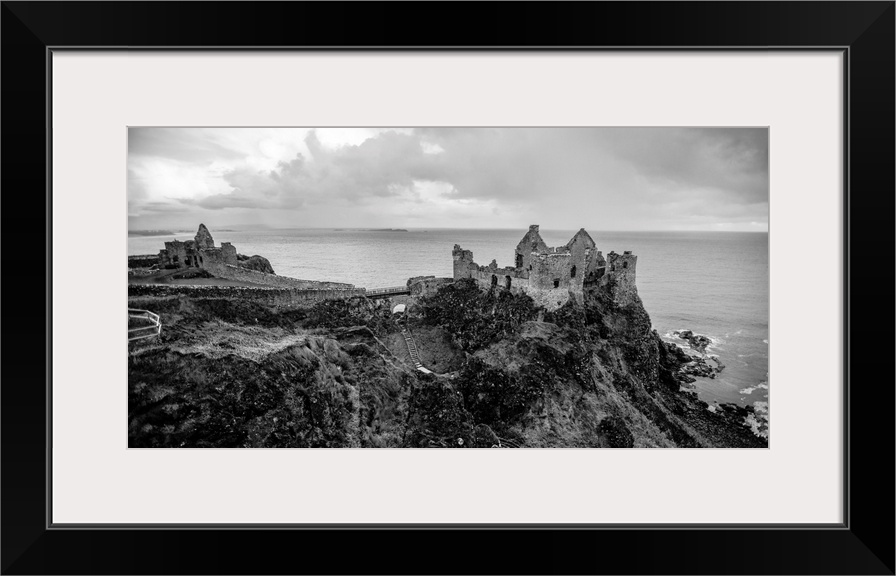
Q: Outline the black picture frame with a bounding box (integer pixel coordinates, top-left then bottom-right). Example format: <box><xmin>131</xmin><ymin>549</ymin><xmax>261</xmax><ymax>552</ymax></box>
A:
<box><xmin>2</xmin><ymin>2</ymin><xmax>893</xmax><ymax>574</ymax></box>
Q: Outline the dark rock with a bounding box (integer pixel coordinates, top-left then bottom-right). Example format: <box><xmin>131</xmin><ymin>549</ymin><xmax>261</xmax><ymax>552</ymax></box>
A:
<box><xmin>673</xmin><ymin>329</ymin><xmax>713</xmax><ymax>353</ymax></box>
<box><xmin>237</xmin><ymin>254</ymin><xmax>276</xmax><ymax>275</ymax></box>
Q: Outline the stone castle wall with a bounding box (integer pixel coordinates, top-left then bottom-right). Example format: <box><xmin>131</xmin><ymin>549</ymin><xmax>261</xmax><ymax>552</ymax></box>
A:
<box><xmin>529</xmin><ymin>252</ymin><xmax>573</xmax><ymax>291</ymax></box>
<box><xmin>160</xmin><ymin>240</ymin><xmax>198</xmax><ymax>268</ymax></box>
<box><xmin>407</xmin><ymin>276</ymin><xmax>454</xmax><ymax>297</ymax></box>
<box><xmin>452</xmin><ymin>225</ymin><xmax>636</xmax><ymax>311</ymax></box>
<box><xmin>128</xmin><ymin>284</ymin><xmax>366</xmax><ymax>309</ymax></box>
<box><xmin>467</xmin><ymin>266</ymin><xmax>530</xmax><ymax>294</ymax></box>
<box><xmin>198</xmin><ymin>242</ymin><xmax>238</xmax><ymax>267</ymax></box>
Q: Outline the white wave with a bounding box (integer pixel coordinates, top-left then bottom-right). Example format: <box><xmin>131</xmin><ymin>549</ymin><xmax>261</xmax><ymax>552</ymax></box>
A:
<box><xmin>744</xmin><ymin>413</ymin><xmax>769</xmax><ymax>438</ymax></box>
<box><xmin>663</xmin><ymin>329</ymin><xmax>689</xmax><ymax>340</ymax></box>
<box><xmin>741</xmin><ymin>380</ymin><xmax>770</xmax><ymax>396</ymax></box>
<box><xmin>763</xmin><ymin>339</ymin><xmax>769</xmax><ymax>344</ymax></box>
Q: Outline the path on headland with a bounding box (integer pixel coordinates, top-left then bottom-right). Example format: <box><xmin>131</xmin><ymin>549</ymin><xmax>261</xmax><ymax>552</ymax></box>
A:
<box><xmin>399</xmin><ymin>321</ymin><xmax>432</xmax><ymax>374</ymax></box>
<box><xmin>394</xmin><ymin>316</ymin><xmax>433</xmax><ymax>375</ymax></box>
<box><xmin>363</xmin><ymin>285</ymin><xmax>431</xmax><ymax>373</ymax></box>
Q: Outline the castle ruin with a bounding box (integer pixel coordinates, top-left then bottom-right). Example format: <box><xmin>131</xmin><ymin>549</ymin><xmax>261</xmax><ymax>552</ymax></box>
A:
<box><xmin>134</xmin><ymin>223</ymin><xmax>637</xmax><ymax>312</ymax></box>
<box><xmin>149</xmin><ymin>224</ymin><xmax>354</xmax><ymax>291</ymax></box>
<box><xmin>452</xmin><ymin>225</ymin><xmax>637</xmax><ymax>310</ymax></box>
<box><xmin>158</xmin><ymin>223</ymin><xmax>238</xmax><ymax>270</ymax></box>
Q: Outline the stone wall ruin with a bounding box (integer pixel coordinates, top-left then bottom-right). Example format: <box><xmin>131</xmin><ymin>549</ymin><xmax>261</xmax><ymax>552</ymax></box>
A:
<box><xmin>153</xmin><ymin>224</ymin><xmax>355</xmax><ymax>291</ymax></box>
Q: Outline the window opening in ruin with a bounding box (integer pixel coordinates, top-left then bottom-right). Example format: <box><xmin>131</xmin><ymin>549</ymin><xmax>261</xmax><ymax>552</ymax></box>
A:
<box><xmin>491</xmin><ymin>275</ymin><xmax>498</xmax><ymax>287</ymax></box>
<box><xmin>505</xmin><ymin>276</ymin><xmax>512</xmax><ymax>289</ymax></box>
<box><xmin>515</xmin><ymin>253</ymin><xmax>523</xmax><ymax>268</ymax></box>
<box><xmin>570</xmin><ymin>265</ymin><xmax>577</xmax><ymax>278</ymax></box>
<box><xmin>623</xmin><ymin>262</ymin><xmax>628</xmax><ymax>269</ymax></box>
<box><xmin>553</xmin><ymin>279</ymin><xmax>560</xmax><ymax>288</ymax></box>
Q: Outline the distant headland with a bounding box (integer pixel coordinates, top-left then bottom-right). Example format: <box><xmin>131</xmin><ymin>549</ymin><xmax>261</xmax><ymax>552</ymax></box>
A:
<box><xmin>128</xmin><ymin>229</ymin><xmax>177</xmax><ymax>237</ymax></box>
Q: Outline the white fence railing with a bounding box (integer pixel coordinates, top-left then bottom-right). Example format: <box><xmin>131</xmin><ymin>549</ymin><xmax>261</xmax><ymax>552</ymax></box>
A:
<box><xmin>128</xmin><ymin>308</ymin><xmax>161</xmax><ymax>342</ymax></box>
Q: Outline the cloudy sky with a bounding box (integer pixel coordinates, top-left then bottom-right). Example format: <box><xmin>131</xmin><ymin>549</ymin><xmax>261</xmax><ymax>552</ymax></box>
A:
<box><xmin>128</xmin><ymin>127</ymin><xmax>768</xmax><ymax>232</ymax></box>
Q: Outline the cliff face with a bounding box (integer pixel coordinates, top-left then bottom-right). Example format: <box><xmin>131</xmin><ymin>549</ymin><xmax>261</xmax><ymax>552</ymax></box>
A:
<box><xmin>128</xmin><ymin>278</ymin><xmax>765</xmax><ymax>448</ymax></box>
<box><xmin>405</xmin><ymin>279</ymin><xmax>763</xmax><ymax>448</ymax></box>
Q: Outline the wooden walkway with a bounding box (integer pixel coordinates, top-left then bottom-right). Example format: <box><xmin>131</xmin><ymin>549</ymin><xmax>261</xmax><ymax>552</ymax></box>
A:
<box><xmin>366</xmin><ymin>286</ymin><xmax>410</xmax><ymax>298</ymax></box>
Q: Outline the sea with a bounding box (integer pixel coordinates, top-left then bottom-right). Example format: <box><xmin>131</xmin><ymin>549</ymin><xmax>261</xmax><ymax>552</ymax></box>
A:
<box><xmin>130</xmin><ymin>228</ymin><xmax>769</xmax><ymax>437</ymax></box>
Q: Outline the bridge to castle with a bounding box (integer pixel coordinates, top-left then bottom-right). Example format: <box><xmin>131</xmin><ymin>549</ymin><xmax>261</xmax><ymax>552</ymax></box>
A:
<box><xmin>365</xmin><ymin>286</ymin><xmax>410</xmax><ymax>299</ymax></box>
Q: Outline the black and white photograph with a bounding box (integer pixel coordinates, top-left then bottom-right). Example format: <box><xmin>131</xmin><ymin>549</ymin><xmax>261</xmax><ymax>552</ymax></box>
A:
<box><xmin>5</xmin><ymin>0</ymin><xmax>891</xmax><ymax>570</ymax></box>
<box><xmin>128</xmin><ymin>127</ymin><xmax>769</xmax><ymax>448</ymax></box>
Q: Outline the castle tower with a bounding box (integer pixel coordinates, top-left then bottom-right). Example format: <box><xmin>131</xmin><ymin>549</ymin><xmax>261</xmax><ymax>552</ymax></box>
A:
<box><xmin>605</xmin><ymin>250</ymin><xmax>639</xmax><ymax>306</ymax></box>
<box><xmin>452</xmin><ymin>244</ymin><xmax>475</xmax><ymax>280</ymax></box>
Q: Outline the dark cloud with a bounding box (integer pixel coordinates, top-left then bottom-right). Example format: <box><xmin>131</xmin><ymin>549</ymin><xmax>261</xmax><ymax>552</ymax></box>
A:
<box><xmin>129</xmin><ymin>127</ymin><xmax>245</xmax><ymax>163</ymax></box>
<box><xmin>192</xmin><ymin>130</ymin><xmax>449</xmax><ymax>210</ymax></box>
<box><xmin>128</xmin><ymin>127</ymin><xmax>768</xmax><ymax>230</ymax></box>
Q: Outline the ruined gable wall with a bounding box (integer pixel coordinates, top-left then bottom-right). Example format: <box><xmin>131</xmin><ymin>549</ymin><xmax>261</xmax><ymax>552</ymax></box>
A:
<box><xmin>194</xmin><ymin>224</ymin><xmax>215</xmax><ymax>249</ymax></box>
<box><xmin>514</xmin><ymin>225</ymin><xmax>549</xmax><ymax>270</ymax></box>
<box><xmin>566</xmin><ymin>230</ymin><xmax>594</xmax><ymax>281</ymax></box>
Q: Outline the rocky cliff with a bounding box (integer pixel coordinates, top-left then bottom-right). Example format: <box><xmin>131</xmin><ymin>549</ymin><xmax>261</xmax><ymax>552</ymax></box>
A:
<box><xmin>128</xmin><ymin>278</ymin><xmax>765</xmax><ymax>448</ymax></box>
